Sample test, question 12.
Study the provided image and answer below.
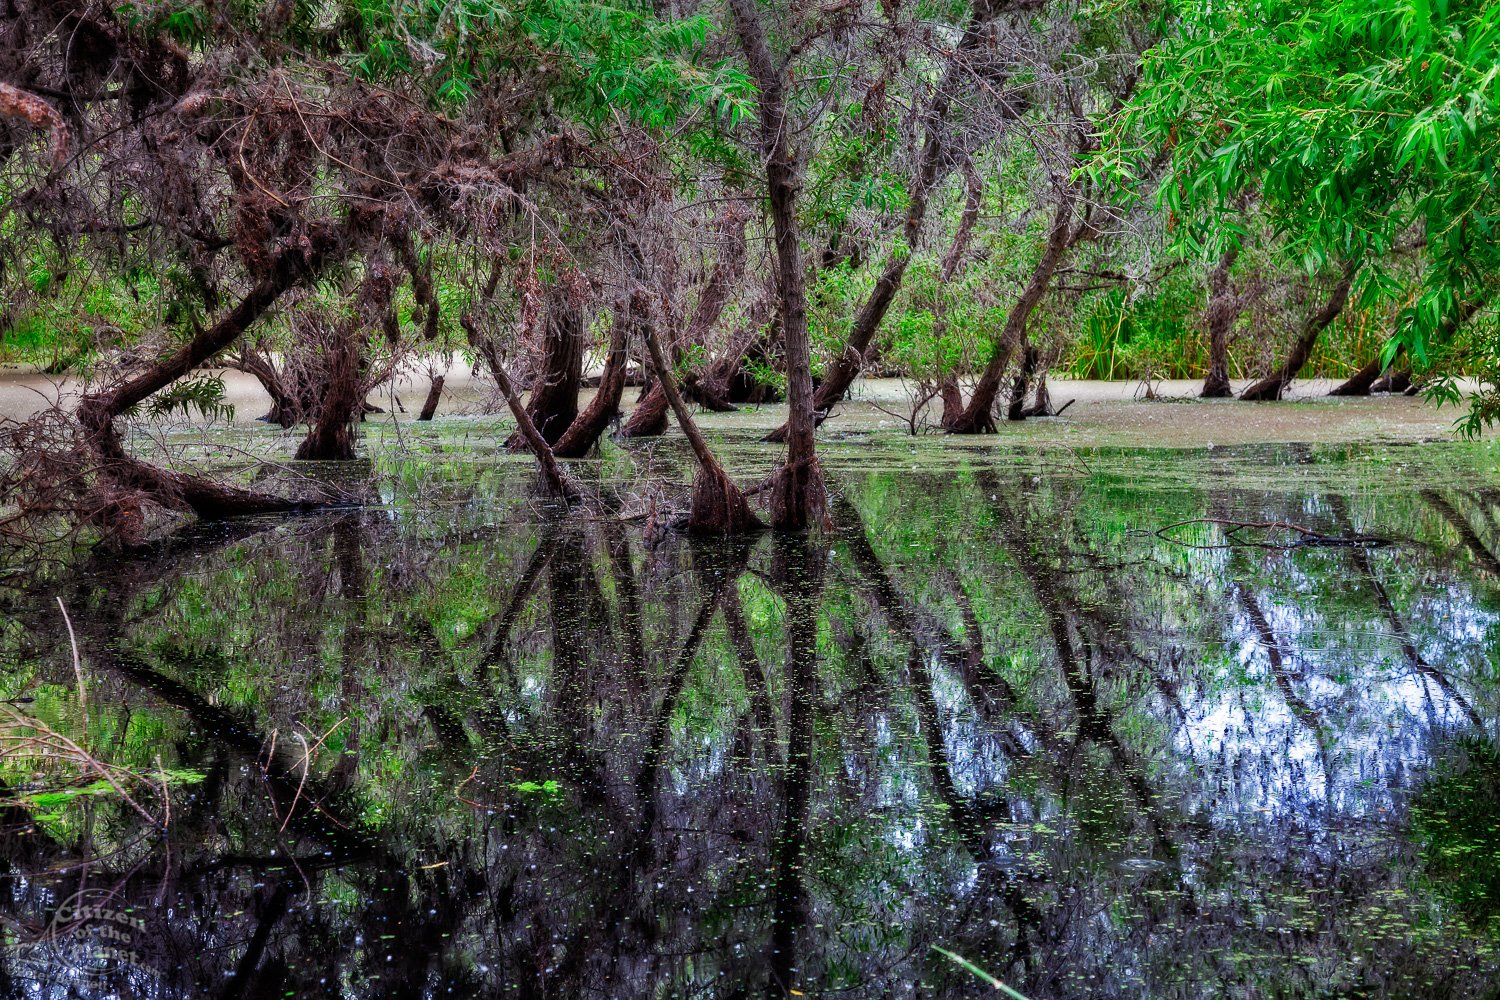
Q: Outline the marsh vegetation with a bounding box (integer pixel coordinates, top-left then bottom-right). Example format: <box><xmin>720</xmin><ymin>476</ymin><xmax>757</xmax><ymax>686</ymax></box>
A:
<box><xmin>2</xmin><ymin>0</ymin><xmax>1500</xmax><ymax>994</ymax></box>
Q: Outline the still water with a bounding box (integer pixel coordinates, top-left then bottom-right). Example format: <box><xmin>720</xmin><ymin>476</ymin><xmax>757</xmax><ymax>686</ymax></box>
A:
<box><xmin>1</xmin><ymin>439</ymin><xmax>1498</xmax><ymax>998</ymax></box>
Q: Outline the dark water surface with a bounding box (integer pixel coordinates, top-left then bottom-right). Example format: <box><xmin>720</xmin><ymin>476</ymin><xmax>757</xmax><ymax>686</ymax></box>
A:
<box><xmin>2</xmin><ymin>440</ymin><xmax>1499</xmax><ymax>998</ymax></box>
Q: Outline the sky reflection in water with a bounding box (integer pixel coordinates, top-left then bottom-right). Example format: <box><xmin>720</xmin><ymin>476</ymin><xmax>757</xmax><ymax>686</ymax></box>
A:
<box><xmin>1</xmin><ymin>442</ymin><xmax>1498</xmax><ymax>998</ymax></box>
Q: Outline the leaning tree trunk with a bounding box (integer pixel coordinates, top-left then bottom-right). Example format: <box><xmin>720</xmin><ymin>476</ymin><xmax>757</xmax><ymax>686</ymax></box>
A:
<box><xmin>640</xmin><ymin>320</ymin><xmax>761</xmax><ymax>534</ymax></box>
<box><xmin>620</xmin><ymin>372</ymin><xmax>672</xmax><ymax>438</ymax></box>
<box><xmin>760</xmin><ymin>3</ymin><xmax>1015</xmax><ymax>445</ymax></box>
<box><xmin>1376</xmin><ymin>369</ymin><xmax>1413</xmax><ymax>393</ymax></box>
<box><xmin>694</xmin><ymin>291</ymin><xmax>779</xmax><ymax>407</ymax></box>
<box><xmin>1240</xmin><ymin>261</ymin><xmax>1359</xmax><ymax>401</ymax></box>
<box><xmin>1334</xmin><ymin>294</ymin><xmax>1488</xmax><ymax>396</ymax></box>
<box><xmin>462</xmin><ymin>314</ymin><xmax>582</xmax><ymax>506</ymax></box>
<box><xmin>552</xmin><ymin>294</ymin><xmax>639</xmax><ymax>458</ymax></box>
<box><xmin>728</xmin><ymin>0</ymin><xmax>826</xmax><ymax>530</ymax></box>
<box><xmin>508</xmin><ymin>286</ymin><xmax>585</xmax><ymax>449</ymax></box>
<box><xmin>622</xmin><ymin>209</ymin><xmax>749</xmax><ymax>438</ymax></box>
<box><xmin>1328</xmin><ymin>354</ymin><xmax>1387</xmax><ymax>396</ymax></box>
<box><xmin>945</xmin><ymin>185</ymin><xmax>1075</xmax><ymax>434</ymax></box>
<box><xmin>416</xmin><ymin>375</ymin><xmax>444</xmax><ymax>421</ymax></box>
<box><xmin>224</xmin><ymin>348</ymin><xmax>300</xmax><ymax>427</ymax></box>
<box><xmin>295</xmin><ymin>318</ymin><xmax>364</xmax><ymax>460</ymax></box>
<box><xmin>75</xmin><ymin>237</ymin><xmax>342</xmax><ymax>522</ymax></box>
<box><xmin>1201</xmin><ymin>246</ymin><xmax>1244</xmax><ymax>398</ymax></box>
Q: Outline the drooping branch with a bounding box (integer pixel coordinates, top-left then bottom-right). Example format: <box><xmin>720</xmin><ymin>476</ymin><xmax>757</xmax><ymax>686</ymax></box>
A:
<box><xmin>0</xmin><ymin>82</ymin><xmax>69</xmax><ymax>169</ymax></box>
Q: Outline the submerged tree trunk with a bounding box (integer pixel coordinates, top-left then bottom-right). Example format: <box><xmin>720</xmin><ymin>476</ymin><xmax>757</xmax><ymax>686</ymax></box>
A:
<box><xmin>1201</xmin><ymin>246</ymin><xmax>1244</xmax><ymax>398</ymax></box>
<box><xmin>224</xmin><ymin>349</ymin><xmax>300</xmax><ymax>427</ymax></box>
<box><xmin>295</xmin><ymin>318</ymin><xmax>364</xmax><ymax>460</ymax></box>
<box><xmin>620</xmin><ymin>381</ymin><xmax>671</xmax><ymax>438</ymax></box>
<box><xmin>930</xmin><ymin>165</ymin><xmax>984</xmax><ymax>426</ymax></box>
<box><xmin>416</xmin><ymin>375</ymin><xmax>444</xmax><ymax>421</ymax></box>
<box><xmin>938</xmin><ymin>377</ymin><xmax>964</xmax><ymax>426</ymax></box>
<box><xmin>945</xmin><ymin>185</ymin><xmax>1075</xmax><ymax>433</ymax></box>
<box><xmin>1373</xmin><ymin>369</ymin><xmax>1412</xmax><ymax>393</ymax></box>
<box><xmin>509</xmin><ymin>286</ymin><xmax>584</xmax><ymax>449</ymax></box>
<box><xmin>640</xmin><ymin>320</ymin><xmax>761</xmax><ymax>534</ymax></box>
<box><xmin>1006</xmin><ymin>344</ymin><xmax>1040</xmax><ymax>421</ymax></box>
<box><xmin>553</xmin><ymin>295</ymin><xmax>638</xmax><ymax>458</ymax></box>
<box><xmin>75</xmin><ymin>237</ymin><xmax>342</xmax><ymax>522</ymax></box>
<box><xmin>698</xmin><ymin>298</ymin><xmax>780</xmax><ymax>407</ymax></box>
<box><xmin>728</xmin><ymin>0</ymin><xmax>826</xmax><ymax>530</ymax></box>
<box><xmin>1024</xmin><ymin>370</ymin><xmax>1054</xmax><ymax>417</ymax></box>
<box><xmin>1328</xmin><ymin>354</ymin><xmax>1386</xmax><ymax>396</ymax></box>
<box><xmin>1240</xmin><ymin>261</ymin><xmax>1358</xmax><ymax>401</ymax></box>
<box><xmin>462</xmin><ymin>314</ymin><xmax>582</xmax><ymax>505</ymax></box>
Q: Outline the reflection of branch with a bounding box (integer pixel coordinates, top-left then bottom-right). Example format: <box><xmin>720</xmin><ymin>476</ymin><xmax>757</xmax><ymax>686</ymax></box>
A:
<box><xmin>1423</xmin><ymin>490</ymin><xmax>1500</xmax><ymax>576</ymax></box>
<box><xmin>453</xmin><ymin>766</ymin><xmax>502</xmax><ymax>810</ymax></box>
<box><xmin>1330</xmin><ymin>495</ymin><xmax>1485</xmax><ymax>730</ymax></box>
<box><xmin>279</xmin><ymin>716</ymin><xmax>348</xmax><ymax>832</ymax></box>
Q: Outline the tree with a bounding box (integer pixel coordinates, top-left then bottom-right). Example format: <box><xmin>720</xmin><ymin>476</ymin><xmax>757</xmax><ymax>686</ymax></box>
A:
<box><xmin>725</xmin><ymin>0</ymin><xmax>828</xmax><ymax>529</ymax></box>
<box><xmin>1111</xmin><ymin>0</ymin><xmax>1500</xmax><ymax>427</ymax></box>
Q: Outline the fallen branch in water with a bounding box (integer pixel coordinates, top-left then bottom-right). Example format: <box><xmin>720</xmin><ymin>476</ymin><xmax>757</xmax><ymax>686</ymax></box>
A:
<box><xmin>1151</xmin><ymin>517</ymin><xmax>1389</xmax><ymax>550</ymax></box>
<box><xmin>0</xmin><ymin>703</ymin><xmax>163</xmax><ymax>827</ymax></box>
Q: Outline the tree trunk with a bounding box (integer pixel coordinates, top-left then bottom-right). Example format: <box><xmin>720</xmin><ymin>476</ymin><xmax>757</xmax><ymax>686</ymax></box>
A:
<box><xmin>619</xmin><ymin>380</ymin><xmax>671</xmax><ymax>438</ymax></box>
<box><xmin>1201</xmin><ymin>246</ymin><xmax>1243</xmax><ymax>398</ymax></box>
<box><xmin>939</xmin><ymin>376</ymin><xmax>964</xmax><ymax>426</ymax></box>
<box><xmin>698</xmin><ymin>295</ymin><xmax>780</xmax><ymax>407</ymax></box>
<box><xmin>1006</xmin><ymin>344</ymin><xmax>1039</xmax><ymax>421</ymax></box>
<box><xmin>1328</xmin><ymin>354</ymin><xmax>1386</xmax><ymax>396</ymax></box>
<box><xmin>1023</xmin><ymin>370</ymin><xmax>1055</xmax><ymax>417</ymax></box>
<box><xmin>416</xmin><ymin>375</ymin><xmax>444</xmax><ymax>421</ymax></box>
<box><xmin>553</xmin><ymin>295</ymin><xmax>638</xmax><ymax>458</ymax></box>
<box><xmin>640</xmin><ymin>320</ymin><xmax>761</xmax><ymax>534</ymax></box>
<box><xmin>945</xmin><ymin>185</ymin><xmax>1075</xmax><ymax>433</ymax></box>
<box><xmin>224</xmin><ymin>349</ymin><xmax>300</xmax><ymax>427</ymax></box>
<box><xmin>1240</xmin><ymin>262</ymin><xmax>1358</xmax><ymax>401</ymax></box>
<box><xmin>1373</xmin><ymin>369</ymin><xmax>1412</xmax><ymax>393</ymax></box>
<box><xmin>462</xmin><ymin>314</ymin><xmax>582</xmax><ymax>505</ymax></box>
<box><xmin>791</xmin><ymin>3</ymin><xmax>1017</xmax><ymax>426</ymax></box>
<box><xmin>929</xmin><ymin>165</ymin><xmax>984</xmax><ymax>425</ymax></box>
<box><xmin>295</xmin><ymin>318</ymin><xmax>363</xmax><ymax>460</ymax></box>
<box><xmin>74</xmin><ymin>235</ymin><xmax>342</xmax><ymax>522</ymax></box>
<box><xmin>727</xmin><ymin>0</ymin><xmax>826</xmax><ymax>530</ymax></box>
<box><xmin>508</xmin><ymin>286</ymin><xmax>584</xmax><ymax>449</ymax></box>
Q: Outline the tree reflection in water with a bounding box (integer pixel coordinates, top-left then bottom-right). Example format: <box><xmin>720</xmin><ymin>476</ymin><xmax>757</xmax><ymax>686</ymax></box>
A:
<box><xmin>0</xmin><ymin>453</ymin><xmax>1497</xmax><ymax>998</ymax></box>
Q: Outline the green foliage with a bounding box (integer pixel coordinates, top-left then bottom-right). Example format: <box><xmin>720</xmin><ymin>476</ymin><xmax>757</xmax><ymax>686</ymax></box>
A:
<box><xmin>1066</xmin><ymin>288</ymin><xmax>1199</xmax><ymax>380</ymax></box>
<box><xmin>135</xmin><ymin>373</ymin><xmax>235</xmax><ymax>423</ymax></box>
<box><xmin>339</xmin><ymin>0</ymin><xmax>754</xmax><ymax>128</ymax></box>
<box><xmin>1110</xmin><ymin>0</ymin><xmax>1500</xmax><ymax>420</ymax></box>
